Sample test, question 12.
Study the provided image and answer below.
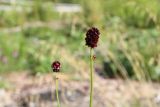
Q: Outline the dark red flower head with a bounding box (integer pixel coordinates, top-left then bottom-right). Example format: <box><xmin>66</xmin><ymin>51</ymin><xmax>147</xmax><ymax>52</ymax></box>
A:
<box><xmin>85</xmin><ymin>27</ymin><xmax>100</xmax><ymax>48</ymax></box>
<box><xmin>51</xmin><ymin>61</ymin><xmax>61</xmax><ymax>72</ymax></box>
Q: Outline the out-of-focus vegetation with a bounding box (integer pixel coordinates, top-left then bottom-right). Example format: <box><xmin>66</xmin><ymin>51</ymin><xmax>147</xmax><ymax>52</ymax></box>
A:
<box><xmin>0</xmin><ymin>0</ymin><xmax>160</xmax><ymax>81</ymax></box>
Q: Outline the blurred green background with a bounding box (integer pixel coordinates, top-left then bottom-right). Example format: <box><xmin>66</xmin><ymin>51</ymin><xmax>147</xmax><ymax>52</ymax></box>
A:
<box><xmin>0</xmin><ymin>0</ymin><xmax>160</xmax><ymax>81</ymax></box>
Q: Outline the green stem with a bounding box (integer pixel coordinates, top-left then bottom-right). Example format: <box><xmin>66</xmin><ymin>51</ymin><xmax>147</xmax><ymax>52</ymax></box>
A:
<box><xmin>56</xmin><ymin>77</ymin><xmax>61</xmax><ymax>107</ymax></box>
<box><xmin>89</xmin><ymin>48</ymin><xmax>94</xmax><ymax>107</ymax></box>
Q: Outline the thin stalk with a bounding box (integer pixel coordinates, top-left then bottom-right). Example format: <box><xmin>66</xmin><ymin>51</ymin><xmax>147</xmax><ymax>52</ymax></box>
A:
<box><xmin>56</xmin><ymin>77</ymin><xmax>61</xmax><ymax>107</ymax></box>
<box><xmin>89</xmin><ymin>48</ymin><xmax>94</xmax><ymax>107</ymax></box>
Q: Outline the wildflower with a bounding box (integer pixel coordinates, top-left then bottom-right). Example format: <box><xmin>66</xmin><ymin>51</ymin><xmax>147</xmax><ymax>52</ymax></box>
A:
<box><xmin>51</xmin><ymin>61</ymin><xmax>61</xmax><ymax>72</ymax></box>
<box><xmin>85</xmin><ymin>27</ymin><xmax>100</xmax><ymax>48</ymax></box>
<box><xmin>85</xmin><ymin>27</ymin><xmax>100</xmax><ymax>107</ymax></box>
<box><xmin>51</xmin><ymin>61</ymin><xmax>61</xmax><ymax>107</ymax></box>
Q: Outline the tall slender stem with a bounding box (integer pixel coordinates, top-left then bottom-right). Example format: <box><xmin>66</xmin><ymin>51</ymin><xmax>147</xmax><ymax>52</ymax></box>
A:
<box><xmin>89</xmin><ymin>48</ymin><xmax>94</xmax><ymax>107</ymax></box>
<box><xmin>56</xmin><ymin>77</ymin><xmax>61</xmax><ymax>107</ymax></box>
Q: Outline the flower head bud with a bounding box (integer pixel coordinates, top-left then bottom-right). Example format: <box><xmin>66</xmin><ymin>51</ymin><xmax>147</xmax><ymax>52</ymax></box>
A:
<box><xmin>51</xmin><ymin>61</ymin><xmax>61</xmax><ymax>72</ymax></box>
<box><xmin>85</xmin><ymin>27</ymin><xmax>100</xmax><ymax>48</ymax></box>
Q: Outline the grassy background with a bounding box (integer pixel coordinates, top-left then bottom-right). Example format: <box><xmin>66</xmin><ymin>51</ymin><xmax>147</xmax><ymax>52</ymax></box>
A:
<box><xmin>0</xmin><ymin>0</ymin><xmax>160</xmax><ymax>81</ymax></box>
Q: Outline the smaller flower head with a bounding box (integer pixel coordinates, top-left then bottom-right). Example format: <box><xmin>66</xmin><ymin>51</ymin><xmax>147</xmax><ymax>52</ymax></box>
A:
<box><xmin>85</xmin><ymin>27</ymin><xmax>100</xmax><ymax>48</ymax></box>
<box><xmin>92</xmin><ymin>55</ymin><xmax>96</xmax><ymax>60</ymax></box>
<box><xmin>51</xmin><ymin>61</ymin><xmax>61</xmax><ymax>72</ymax></box>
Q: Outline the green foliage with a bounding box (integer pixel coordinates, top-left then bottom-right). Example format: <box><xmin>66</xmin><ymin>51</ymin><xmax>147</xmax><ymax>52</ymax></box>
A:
<box><xmin>0</xmin><ymin>32</ymin><xmax>27</xmax><ymax>72</ymax></box>
<box><xmin>0</xmin><ymin>0</ymin><xmax>160</xmax><ymax>81</ymax></box>
<box><xmin>31</xmin><ymin>1</ymin><xmax>57</xmax><ymax>21</ymax></box>
<box><xmin>0</xmin><ymin>2</ymin><xmax>59</xmax><ymax>27</ymax></box>
<box><xmin>0</xmin><ymin>11</ymin><xmax>22</xmax><ymax>27</ymax></box>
